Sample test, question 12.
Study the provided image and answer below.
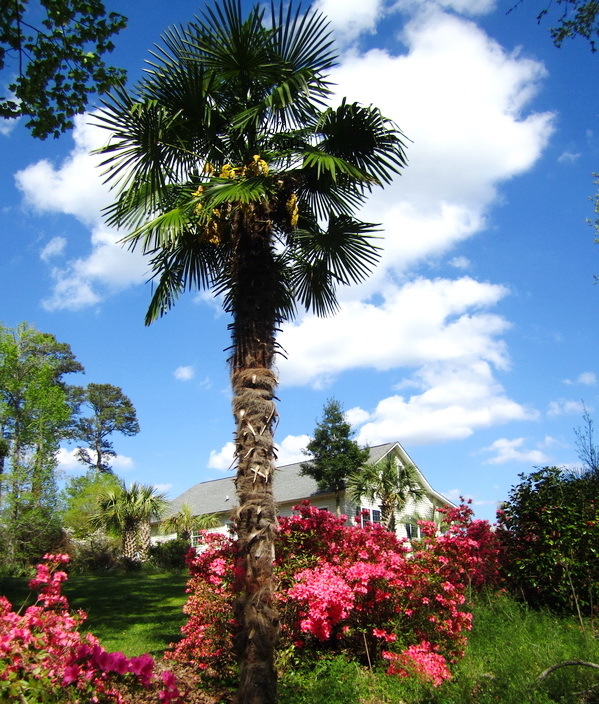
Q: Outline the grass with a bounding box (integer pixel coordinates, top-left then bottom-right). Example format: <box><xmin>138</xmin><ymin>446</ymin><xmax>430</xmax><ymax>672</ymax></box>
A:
<box><xmin>0</xmin><ymin>569</ymin><xmax>189</xmax><ymax>657</ymax></box>
<box><xmin>1</xmin><ymin>571</ymin><xmax>598</xmax><ymax>703</ymax></box>
<box><xmin>277</xmin><ymin>594</ymin><xmax>599</xmax><ymax>704</ymax></box>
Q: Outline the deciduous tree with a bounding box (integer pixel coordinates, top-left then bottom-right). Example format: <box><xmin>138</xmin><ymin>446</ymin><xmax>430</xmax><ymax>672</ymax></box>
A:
<box><xmin>60</xmin><ymin>468</ymin><xmax>122</xmax><ymax>538</ymax></box>
<box><xmin>510</xmin><ymin>0</ymin><xmax>599</xmax><ymax>51</ymax></box>
<box><xmin>0</xmin><ymin>322</ymin><xmax>82</xmax><ymax>565</ymax></box>
<box><xmin>0</xmin><ymin>0</ymin><xmax>127</xmax><ymax>138</ymax></box>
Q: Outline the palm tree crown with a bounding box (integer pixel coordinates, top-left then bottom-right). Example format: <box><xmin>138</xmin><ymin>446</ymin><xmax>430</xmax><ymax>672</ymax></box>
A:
<box><xmin>96</xmin><ymin>2</ymin><xmax>407</xmax><ymax>702</ymax></box>
<box><xmin>96</xmin><ymin>0</ymin><xmax>407</xmax><ymax>332</ymax></box>
<box><xmin>348</xmin><ymin>455</ymin><xmax>425</xmax><ymax>532</ymax></box>
<box><xmin>160</xmin><ymin>502</ymin><xmax>220</xmax><ymax>541</ymax></box>
<box><xmin>90</xmin><ymin>481</ymin><xmax>168</xmax><ymax>560</ymax></box>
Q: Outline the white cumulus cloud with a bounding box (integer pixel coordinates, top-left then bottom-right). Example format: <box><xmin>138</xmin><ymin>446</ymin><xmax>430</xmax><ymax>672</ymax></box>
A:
<box><xmin>352</xmin><ymin>360</ymin><xmax>537</xmax><ymax>447</ymax></box>
<box><xmin>174</xmin><ymin>366</ymin><xmax>195</xmax><ymax>381</ymax></box>
<box><xmin>40</xmin><ymin>236</ymin><xmax>67</xmax><ymax>261</ymax></box>
<box><xmin>16</xmin><ymin>115</ymin><xmax>149</xmax><ymax>310</ymax></box>
<box><xmin>208</xmin><ymin>442</ymin><xmax>235</xmax><ymax>471</ymax></box>
<box><xmin>547</xmin><ymin>399</ymin><xmax>586</xmax><ymax>417</ymax></box>
<box><xmin>315</xmin><ymin>0</ymin><xmax>387</xmax><ymax>44</ymax></box>
<box><xmin>482</xmin><ymin>437</ymin><xmax>550</xmax><ymax>465</ymax></box>
<box><xmin>276</xmin><ymin>434</ymin><xmax>311</xmax><ymax>465</ymax></box>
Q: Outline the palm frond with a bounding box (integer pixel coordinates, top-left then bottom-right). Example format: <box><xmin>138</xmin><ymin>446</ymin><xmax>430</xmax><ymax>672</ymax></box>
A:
<box><xmin>117</xmin><ymin>196</ymin><xmax>197</xmax><ymax>253</ymax></box>
<box><xmin>95</xmin><ymin>89</ymin><xmax>194</xmax><ymax>197</ymax></box>
<box><xmin>316</xmin><ymin>100</ymin><xmax>408</xmax><ymax>185</ymax></box>
<box><xmin>288</xmin><ymin>215</ymin><xmax>381</xmax><ymax>316</ymax></box>
<box><xmin>143</xmin><ymin>232</ymin><xmax>225</xmax><ymax>324</ymax></box>
<box><xmin>200</xmin><ymin>175</ymin><xmax>275</xmax><ymax>208</ymax></box>
<box><xmin>302</xmin><ymin>147</ymin><xmax>375</xmax><ymax>183</ymax></box>
<box><xmin>288</xmin><ymin>256</ymin><xmax>339</xmax><ymax>317</ymax></box>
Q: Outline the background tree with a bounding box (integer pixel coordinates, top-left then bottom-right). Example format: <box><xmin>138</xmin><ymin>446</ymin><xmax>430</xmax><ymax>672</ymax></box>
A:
<box><xmin>160</xmin><ymin>502</ymin><xmax>220</xmax><ymax>542</ymax></box>
<box><xmin>0</xmin><ymin>0</ymin><xmax>127</xmax><ymax>138</ymax></box>
<box><xmin>301</xmin><ymin>399</ymin><xmax>370</xmax><ymax>515</ymax></box>
<box><xmin>89</xmin><ymin>480</ymin><xmax>168</xmax><ymax>562</ymax></box>
<box><xmin>96</xmin><ymin>0</ymin><xmax>406</xmax><ymax>700</ymax></box>
<box><xmin>510</xmin><ymin>1</ymin><xmax>599</xmax><ymax>51</ymax></box>
<box><xmin>348</xmin><ymin>454</ymin><xmax>425</xmax><ymax>532</ymax></box>
<box><xmin>0</xmin><ymin>322</ymin><xmax>82</xmax><ymax>567</ymax></box>
<box><xmin>71</xmin><ymin>382</ymin><xmax>140</xmax><ymax>473</ymax></box>
<box><xmin>60</xmin><ymin>468</ymin><xmax>122</xmax><ymax>538</ymax></box>
<box><xmin>574</xmin><ymin>405</ymin><xmax>599</xmax><ymax>475</ymax></box>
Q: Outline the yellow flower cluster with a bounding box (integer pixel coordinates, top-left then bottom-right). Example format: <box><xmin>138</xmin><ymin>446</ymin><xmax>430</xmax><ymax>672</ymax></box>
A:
<box><xmin>286</xmin><ymin>193</ymin><xmax>299</xmax><ymax>227</ymax></box>
<box><xmin>191</xmin><ymin>155</ymin><xmax>299</xmax><ymax>241</ymax></box>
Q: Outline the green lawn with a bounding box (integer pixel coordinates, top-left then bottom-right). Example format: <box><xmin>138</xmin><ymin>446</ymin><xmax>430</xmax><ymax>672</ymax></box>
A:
<box><xmin>0</xmin><ymin>570</ymin><xmax>189</xmax><ymax>657</ymax></box>
<box><xmin>2</xmin><ymin>571</ymin><xmax>598</xmax><ymax>703</ymax></box>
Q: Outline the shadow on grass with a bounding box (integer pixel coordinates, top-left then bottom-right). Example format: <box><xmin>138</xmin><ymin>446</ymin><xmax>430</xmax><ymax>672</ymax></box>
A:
<box><xmin>0</xmin><ymin>570</ymin><xmax>189</xmax><ymax>658</ymax></box>
<box><xmin>64</xmin><ymin>572</ymin><xmax>189</xmax><ymax>656</ymax></box>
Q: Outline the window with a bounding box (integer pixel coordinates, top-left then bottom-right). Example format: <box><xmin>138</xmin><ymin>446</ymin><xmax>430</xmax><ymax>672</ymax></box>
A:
<box><xmin>372</xmin><ymin>509</ymin><xmax>381</xmax><ymax>524</ymax></box>
<box><xmin>405</xmin><ymin>523</ymin><xmax>420</xmax><ymax>540</ymax></box>
<box><xmin>355</xmin><ymin>507</ymin><xmax>371</xmax><ymax>527</ymax></box>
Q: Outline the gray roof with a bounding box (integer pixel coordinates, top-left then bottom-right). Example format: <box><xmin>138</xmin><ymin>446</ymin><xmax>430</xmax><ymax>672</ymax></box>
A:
<box><xmin>166</xmin><ymin>441</ymin><xmax>452</xmax><ymax>518</ymax></box>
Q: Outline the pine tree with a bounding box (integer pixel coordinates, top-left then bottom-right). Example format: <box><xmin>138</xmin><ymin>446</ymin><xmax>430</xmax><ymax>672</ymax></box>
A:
<box><xmin>301</xmin><ymin>399</ymin><xmax>369</xmax><ymax>515</ymax></box>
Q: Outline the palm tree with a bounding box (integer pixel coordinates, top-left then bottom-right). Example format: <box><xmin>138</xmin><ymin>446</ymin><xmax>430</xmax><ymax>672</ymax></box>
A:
<box><xmin>160</xmin><ymin>502</ymin><xmax>221</xmax><ymax>542</ymax></box>
<box><xmin>90</xmin><ymin>481</ymin><xmax>169</xmax><ymax>561</ymax></box>
<box><xmin>96</xmin><ymin>1</ymin><xmax>406</xmax><ymax>700</ymax></box>
<box><xmin>348</xmin><ymin>455</ymin><xmax>425</xmax><ymax>532</ymax></box>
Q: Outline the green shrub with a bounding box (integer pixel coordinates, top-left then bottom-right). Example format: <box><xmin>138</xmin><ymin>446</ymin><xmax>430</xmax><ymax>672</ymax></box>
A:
<box><xmin>497</xmin><ymin>467</ymin><xmax>599</xmax><ymax>615</ymax></box>
<box><xmin>147</xmin><ymin>539</ymin><xmax>190</xmax><ymax>571</ymax></box>
<box><xmin>64</xmin><ymin>529</ymin><xmax>120</xmax><ymax>574</ymax></box>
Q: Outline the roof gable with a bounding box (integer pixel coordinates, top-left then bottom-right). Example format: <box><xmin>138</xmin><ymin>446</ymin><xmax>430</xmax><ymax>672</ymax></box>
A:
<box><xmin>166</xmin><ymin>441</ymin><xmax>453</xmax><ymax>518</ymax></box>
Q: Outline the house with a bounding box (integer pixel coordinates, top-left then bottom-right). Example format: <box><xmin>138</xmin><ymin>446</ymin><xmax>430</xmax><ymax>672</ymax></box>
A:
<box><xmin>153</xmin><ymin>441</ymin><xmax>454</xmax><ymax>545</ymax></box>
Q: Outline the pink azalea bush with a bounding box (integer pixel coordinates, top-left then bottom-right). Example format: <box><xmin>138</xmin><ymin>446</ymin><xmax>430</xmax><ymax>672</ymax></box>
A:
<box><xmin>169</xmin><ymin>500</ymin><xmax>501</xmax><ymax>687</ymax></box>
<box><xmin>383</xmin><ymin>641</ymin><xmax>453</xmax><ymax>686</ymax></box>
<box><xmin>0</xmin><ymin>554</ymin><xmax>183</xmax><ymax>703</ymax></box>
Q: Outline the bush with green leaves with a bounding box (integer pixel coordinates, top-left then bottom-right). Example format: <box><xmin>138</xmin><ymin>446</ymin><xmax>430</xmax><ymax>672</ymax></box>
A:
<box><xmin>148</xmin><ymin>539</ymin><xmax>190</xmax><ymax>571</ymax></box>
<box><xmin>497</xmin><ymin>466</ymin><xmax>599</xmax><ymax>615</ymax></box>
<box><xmin>63</xmin><ymin>528</ymin><xmax>120</xmax><ymax>574</ymax></box>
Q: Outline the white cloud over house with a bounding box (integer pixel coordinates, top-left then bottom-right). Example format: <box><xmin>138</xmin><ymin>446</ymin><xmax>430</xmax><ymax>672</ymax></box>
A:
<box><xmin>14</xmin><ymin>4</ymin><xmax>555</xmax><ymax>450</ymax></box>
<box><xmin>482</xmin><ymin>437</ymin><xmax>550</xmax><ymax>465</ymax></box>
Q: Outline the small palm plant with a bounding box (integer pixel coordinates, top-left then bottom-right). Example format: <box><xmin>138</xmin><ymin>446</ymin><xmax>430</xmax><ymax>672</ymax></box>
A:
<box><xmin>90</xmin><ymin>481</ymin><xmax>169</xmax><ymax>561</ymax></box>
<box><xmin>348</xmin><ymin>454</ymin><xmax>425</xmax><ymax>532</ymax></box>
<box><xmin>160</xmin><ymin>502</ymin><xmax>221</xmax><ymax>543</ymax></box>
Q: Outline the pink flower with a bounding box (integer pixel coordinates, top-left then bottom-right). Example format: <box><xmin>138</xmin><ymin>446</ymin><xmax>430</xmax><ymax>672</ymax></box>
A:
<box><xmin>384</xmin><ymin>642</ymin><xmax>452</xmax><ymax>686</ymax></box>
<box><xmin>372</xmin><ymin>628</ymin><xmax>396</xmax><ymax>642</ymax></box>
<box><xmin>62</xmin><ymin>663</ymin><xmax>81</xmax><ymax>684</ymax></box>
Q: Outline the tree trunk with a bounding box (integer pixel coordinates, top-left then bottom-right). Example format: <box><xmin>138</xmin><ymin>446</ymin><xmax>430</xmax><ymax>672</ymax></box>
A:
<box><xmin>138</xmin><ymin>520</ymin><xmax>151</xmax><ymax>561</ymax></box>
<box><xmin>122</xmin><ymin>527</ymin><xmax>138</xmax><ymax>561</ymax></box>
<box><xmin>381</xmin><ymin>498</ymin><xmax>395</xmax><ymax>532</ymax></box>
<box><xmin>230</xmin><ymin>209</ymin><xmax>280</xmax><ymax>704</ymax></box>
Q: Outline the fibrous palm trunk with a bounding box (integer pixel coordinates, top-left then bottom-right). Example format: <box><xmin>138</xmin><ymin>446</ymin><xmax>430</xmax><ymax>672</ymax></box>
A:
<box><xmin>381</xmin><ymin>497</ymin><xmax>396</xmax><ymax>533</ymax></box>
<box><xmin>138</xmin><ymin>520</ymin><xmax>151</xmax><ymax>561</ymax></box>
<box><xmin>122</xmin><ymin>526</ymin><xmax>138</xmax><ymax>561</ymax></box>
<box><xmin>230</xmin><ymin>209</ymin><xmax>280</xmax><ymax>704</ymax></box>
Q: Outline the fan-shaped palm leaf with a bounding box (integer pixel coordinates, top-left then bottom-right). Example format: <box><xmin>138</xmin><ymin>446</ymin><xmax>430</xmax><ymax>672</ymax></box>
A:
<box><xmin>96</xmin><ymin>0</ymin><xmax>407</xmax><ymax>698</ymax></box>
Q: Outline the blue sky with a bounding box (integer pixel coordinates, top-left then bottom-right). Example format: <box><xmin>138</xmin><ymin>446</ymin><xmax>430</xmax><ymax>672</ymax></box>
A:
<box><xmin>1</xmin><ymin>0</ymin><xmax>597</xmax><ymax>523</ymax></box>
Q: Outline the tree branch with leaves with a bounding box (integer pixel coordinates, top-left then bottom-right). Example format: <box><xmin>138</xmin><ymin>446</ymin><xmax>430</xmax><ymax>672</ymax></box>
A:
<box><xmin>0</xmin><ymin>0</ymin><xmax>127</xmax><ymax>138</ymax></box>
